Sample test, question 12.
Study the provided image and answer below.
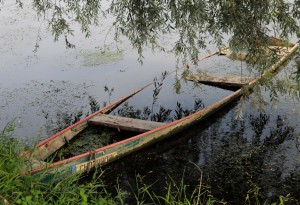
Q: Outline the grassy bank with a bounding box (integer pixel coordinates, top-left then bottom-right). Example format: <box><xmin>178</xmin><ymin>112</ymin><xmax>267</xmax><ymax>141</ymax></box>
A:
<box><xmin>0</xmin><ymin>122</ymin><xmax>114</xmax><ymax>205</ymax></box>
<box><xmin>0</xmin><ymin>122</ymin><xmax>223</xmax><ymax>205</ymax></box>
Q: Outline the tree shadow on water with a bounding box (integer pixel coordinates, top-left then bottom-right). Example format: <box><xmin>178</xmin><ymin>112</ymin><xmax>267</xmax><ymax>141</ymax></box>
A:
<box><xmin>205</xmin><ymin>112</ymin><xmax>299</xmax><ymax>204</ymax></box>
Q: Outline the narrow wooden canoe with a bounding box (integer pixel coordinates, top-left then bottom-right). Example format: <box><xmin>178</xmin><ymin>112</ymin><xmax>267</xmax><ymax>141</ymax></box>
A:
<box><xmin>21</xmin><ymin>39</ymin><xmax>298</xmax><ymax>180</ymax></box>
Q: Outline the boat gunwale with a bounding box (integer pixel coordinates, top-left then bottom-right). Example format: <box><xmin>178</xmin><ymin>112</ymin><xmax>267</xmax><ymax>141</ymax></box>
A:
<box><xmin>21</xmin><ymin>83</ymin><xmax>152</xmax><ymax>158</ymax></box>
<box><xmin>28</xmin><ymin>88</ymin><xmax>241</xmax><ymax>171</ymax></box>
<box><xmin>23</xmin><ymin>40</ymin><xmax>299</xmax><ymax>175</ymax></box>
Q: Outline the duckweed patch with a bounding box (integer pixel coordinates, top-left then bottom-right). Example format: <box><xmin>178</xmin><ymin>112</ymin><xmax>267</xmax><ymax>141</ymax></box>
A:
<box><xmin>54</xmin><ymin>127</ymin><xmax>117</xmax><ymax>160</ymax></box>
<box><xmin>52</xmin><ymin>126</ymin><xmax>138</xmax><ymax>161</ymax></box>
<box><xmin>82</xmin><ymin>50</ymin><xmax>124</xmax><ymax>66</ymax></box>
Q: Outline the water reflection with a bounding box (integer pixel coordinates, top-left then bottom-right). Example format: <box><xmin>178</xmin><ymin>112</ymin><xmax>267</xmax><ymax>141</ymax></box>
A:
<box><xmin>95</xmin><ymin>105</ymin><xmax>300</xmax><ymax>204</ymax></box>
<box><xmin>116</xmin><ymin>99</ymin><xmax>204</xmax><ymax>123</ymax></box>
<box><xmin>196</xmin><ymin>111</ymin><xmax>298</xmax><ymax>203</ymax></box>
<box><xmin>44</xmin><ymin>95</ymin><xmax>101</xmax><ymax>134</ymax></box>
<box><xmin>36</xmin><ymin>82</ymin><xmax>299</xmax><ymax>204</ymax></box>
<box><xmin>48</xmin><ymin>95</ymin><xmax>205</xmax><ymax>161</ymax></box>
<box><xmin>115</xmin><ymin>72</ymin><xmax>205</xmax><ymax>122</ymax></box>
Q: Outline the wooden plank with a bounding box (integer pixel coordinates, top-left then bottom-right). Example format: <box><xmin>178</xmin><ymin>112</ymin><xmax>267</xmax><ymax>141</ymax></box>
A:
<box><xmin>266</xmin><ymin>36</ymin><xmax>294</xmax><ymax>47</ymax></box>
<box><xmin>186</xmin><ymin>73</ymin><xmax>254</xmax><ymax>88</ymax></box>
<box><xmin>22</xmin><ymin>84</ymin><xmax>152</xmax><ymax>161</ymax></box>
<box><xmin>24</xmin><ymin>157</ymin><xmax>48</xmax><ymax>170</ymax></box>
<box><xmin>88</xmin><ymin>114</ymin><xmax>166</xmax><ymax>133</ymax></box>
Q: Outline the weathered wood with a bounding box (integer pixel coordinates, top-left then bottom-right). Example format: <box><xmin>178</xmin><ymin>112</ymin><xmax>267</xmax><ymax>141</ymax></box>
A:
<box><xmin>22</xmin><ymin>40</ymin><xmax>298</xmax><ymax>179</ymax></box>
<box><xmin>266</xmin><ymin>36</ymin><xmax>294</xmax><ymax>47</ymax></box>
<box><xmin>219</xmin><ymin>46</ymin><xmax>292</xmax><ymax>61</ymax></box>
<box><xmin>186</xmin><ymin>74</ymin><xmax>254</xmax><ymax>88</ymax></box>
<box><xmin>219</xmin><ymin>36</ymin><xmax>294</xmax><ymax>61</ymax></box>
<box><xmin>21</xmin><ymin>84</ymin><xmax>151</xmax><ymax>161</ymax></box>
<box><xmin>89</xmin><ymin>114</ymin><xmax>166</xmax><ymax>133</ymax></box>
<box><xmin>23</xmin><ymin>157</ymin><xmax>49</xmax><ymax>170</ymax></box>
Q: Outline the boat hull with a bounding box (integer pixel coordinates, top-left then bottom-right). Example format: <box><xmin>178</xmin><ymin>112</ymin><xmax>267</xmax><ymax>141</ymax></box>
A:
<box><xmin>22</xmin><ymin>40</ymin><xmax>299</xmax><ymax>180</ymax></box>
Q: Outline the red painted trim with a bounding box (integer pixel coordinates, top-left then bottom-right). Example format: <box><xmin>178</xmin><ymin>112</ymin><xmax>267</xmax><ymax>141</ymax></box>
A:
<box><xmin>21</xmin><ymin>84</ymin><xmax>151</xmax><ymax>157</ymax></box>
<box><xmin>27</xmin><ymin>89</ymin><xmax>242</xmax><ymax>174</ymax></box>
<box><xmin>25</xmin><ymin>42</ymin><xmax>298</xmax><ymax>175</ymax></box>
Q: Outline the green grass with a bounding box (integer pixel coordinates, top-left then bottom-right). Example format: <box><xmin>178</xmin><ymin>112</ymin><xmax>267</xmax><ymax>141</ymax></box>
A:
<box><xmin>1</xmin><ymin>122</ymin><xmax>295</xmax><ymax>205</ymax></box>
<box><xmin>0</xmin><ymin>121</ymin><xmax>223</xmax><ymax>205</ymax></box>
<box><xmin>0</xmin><ymin>122</ymin><xmax>116</xmax><ymax>205</ymax></box>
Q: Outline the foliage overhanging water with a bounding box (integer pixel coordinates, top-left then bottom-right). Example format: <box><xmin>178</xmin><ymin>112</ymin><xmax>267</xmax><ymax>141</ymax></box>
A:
<box><xmin>0</xmin><ymin>1</ymin><xmax>300</xmax><ymax>204</ymax></box>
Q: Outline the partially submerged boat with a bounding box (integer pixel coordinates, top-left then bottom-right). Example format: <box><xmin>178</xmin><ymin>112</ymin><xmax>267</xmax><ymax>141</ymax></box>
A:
<box><xmin>21</xmin><ymin>38</ymin><xmax>299</xmax><ymax>180</ymax></box>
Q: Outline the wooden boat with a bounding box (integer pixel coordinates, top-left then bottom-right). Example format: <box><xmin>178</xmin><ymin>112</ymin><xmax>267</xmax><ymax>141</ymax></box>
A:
<box><xmin>21</xmin><ymin>38</ymin><xmax>298</xmax><ymax>180</ymax></box>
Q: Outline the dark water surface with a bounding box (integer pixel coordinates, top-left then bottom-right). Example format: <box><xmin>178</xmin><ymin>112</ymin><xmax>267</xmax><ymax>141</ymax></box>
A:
<box><xmin>1</xmin><ymin>2</ymin><xmax>300</xmax><ymax>204</ymax></box>
<box><xmin>99</xmin><ymin>95</ymin><xmax>300</xmax><ymax>204</ymax></box>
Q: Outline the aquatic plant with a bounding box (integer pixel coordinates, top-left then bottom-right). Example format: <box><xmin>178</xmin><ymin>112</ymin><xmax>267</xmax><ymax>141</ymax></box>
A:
<box><xmin>83</xmin><ymin>50</ymin><xmax>123</xmax><ymax>66</ymax></box>
<box><xmin>104</xmin><ymin>85</ymin><xmax>115</xmax><ymax>104</ymax></box>
<box><xmin>152</xmin><ymin>71</ymin><xmax>168</xmax><ymax>112</ymax></box>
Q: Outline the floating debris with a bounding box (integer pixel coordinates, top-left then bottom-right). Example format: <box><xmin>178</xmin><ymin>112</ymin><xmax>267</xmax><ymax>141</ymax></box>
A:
<box><xmin>82</xmin><ymin>50</ymin><xmax>124</xmax><ymax>66</ymax></box>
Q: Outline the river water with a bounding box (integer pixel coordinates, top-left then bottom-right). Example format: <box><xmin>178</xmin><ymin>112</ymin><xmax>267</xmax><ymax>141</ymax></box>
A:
<box><xmin>1</xmin><ymin>1</ymin><xmax>300</xmax><ymax>203</ymax></box>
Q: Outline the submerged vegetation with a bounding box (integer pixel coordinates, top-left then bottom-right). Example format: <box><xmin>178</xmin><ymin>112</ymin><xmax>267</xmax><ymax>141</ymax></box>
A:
<box><xmin>52</xmin><ymin>127</ymin><xmax>118</xmax><ymax>161</ymax></box>
<box><xmin>82</xmin><ymin>50</ymin><xmax>124</xmax><ymax>67</ymax></box>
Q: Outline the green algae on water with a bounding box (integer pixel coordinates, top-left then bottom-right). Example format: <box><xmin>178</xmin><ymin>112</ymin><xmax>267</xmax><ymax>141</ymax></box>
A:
<box><xmin>82</xmin><ymin>50</ymin><xmax>124</xmax><ymax>66</ymax></box>
<box><xmin>54</xmin><ymin>127</ymin><xmax>117</xmax><ymax>160</ymax></box>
